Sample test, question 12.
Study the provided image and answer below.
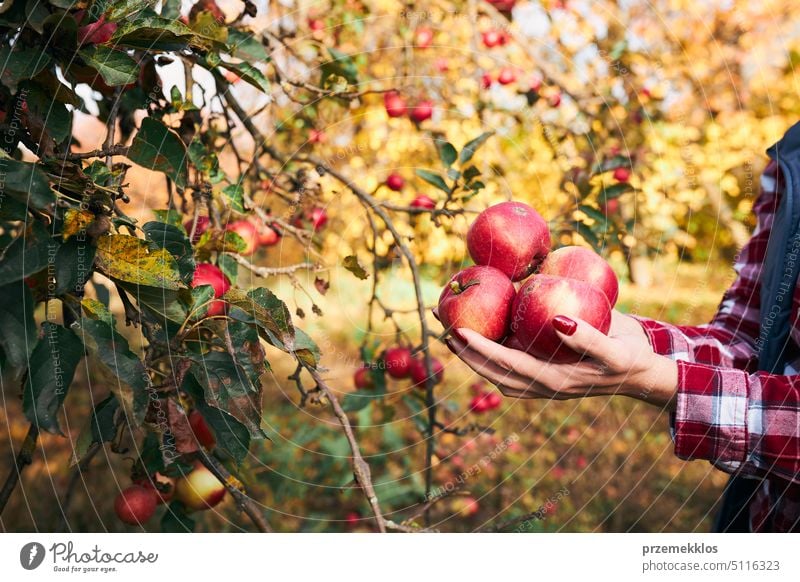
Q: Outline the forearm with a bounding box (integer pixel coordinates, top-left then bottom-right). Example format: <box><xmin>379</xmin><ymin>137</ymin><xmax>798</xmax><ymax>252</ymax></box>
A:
<box><xmin>620</xmin><ymin>352</ymin><xmax>679</xmax><ymax>411</ymax></box>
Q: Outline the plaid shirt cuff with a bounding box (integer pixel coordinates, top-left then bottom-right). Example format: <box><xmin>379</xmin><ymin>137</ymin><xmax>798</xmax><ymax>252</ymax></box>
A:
<box><xmin>631</xmin><ymin>316</ymin><xmax>694</xmax><ymax>362</ymax></box>
<box><xmin>672</xmin><ymin>360</ymin><xmax>750</xmax><ymax>465</ymax></box>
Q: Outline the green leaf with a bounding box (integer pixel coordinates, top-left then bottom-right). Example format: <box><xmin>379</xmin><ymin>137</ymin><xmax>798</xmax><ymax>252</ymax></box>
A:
<box><xmin>320</xmin><ymin>47</ymin><xmax>358</xmax><ymax>86</ymax></box>
<box><xmin>226</xmin><ymin>28</ymin><xmax>269</xmax><ymax>62</ymax></box>
<box><xmin>578</xmin><ymin>204</ymin><xmax>610</xmax><ymax>225</ymax></box>
<box><xmin>415</xmin><ymin>169</ymin><xmax>450</xmax><ymax>193</ymax></box>
<box><xmin>73</xmin><ymin>395</ymin><xmax>120</xmax><ymax>464</ymax></box>
<box><xmin>435</xmin><ymin>139</ymin><xmax>457</xmax><ymax>167</ymax></box>
<box><xmin>459</xmin><ymin>131</ymin><xmax>494</xmax><ymax>165</ymax></box>
<box><xmin>574</xmin><ymin>222</ymin><xmax>599</xmax><ymax>249</ymax></box>
<box><xmin>0</xmin><ymin>158</ymin><xmax>54</xmax><ymax>209</ymax></box>
<box><xmin>78</xmin><ymin>303</ymin><xmax>151</xmax><ymax>425</ymax></box>
<box><xmin>292</xmin><ymin>327</ymin><xmax>321</xmax><ymax>368</ymax></box>
<box><xmin>161</xmin><ymin>501</ymin><xmax>196</xmax><ymax>532</ymax></box>
<box><xmin>95</xmin><ymin>234</ymin><xmax>183</xmax><ymax>290</ymax></box>
<box><xmin>0</xmin><ymin>221</ymin><xmax>58</xmax><ymax>283</ymax></box>
<box><xmin>143</xmin><ymin>221</ymin><xmax>196</xmax><ymax>285</ymax></box>
<box><xmin>55</xmin><ymin>238</ymin><xmax>97</xmax><ymax>295</ymax></box>
<box><xmin>402</xmin><ymin>394</ymin><xmax>429</xmax><ymax>434</ymax></box>
<box><xmin>23</xmin><ymin>323</ymin><xmax>84</xmax><ymax>434</ymax></box>
<box><xmin>600</xmin><ymin>182</ymin><xmax>633</xmax><ymax>200</ymax></box>
<box><xmin>591</xmin><ymin>155</ymin><xmax>631</xmax><ymax>175</ymax></box>
<box><xmin>23</xmin><ymin>82</ymin><xmax>72</xmax><ymax>143</ymax></box>
<box><xmin>0</xmin><ymin>282</ymin><xmax>37</xmax><ymax>374</ymax></box>
<box><xmin>152</xmin><ymin>209</ymin><xmax>184</xmax><ymax>228</ymax></box>
<box><xmin>0</xmin><ymin>46</ymin><xmax>51</xmax><ymax>91</ymax></box>
<box><xmin>217</xmin><ymin>253</ymin><xmax>238</xmax><ymax>285</ymax></box>
<box><xmin>128</xmin><ymin>117</ymin><xmax>188</xmax><ymax>187</ymax></box>
<box><xmin>219</xmin><ymin>61</ymin><xmax>270</xmax><ymax>94</ymax></box>
<box><xmin>343</xmin><ymin>255</ymin><xmax>369</xmax><ymax>280</ymax></box>
<box><xmin>189</xmin><ymin>351</ymin><xmax>265</xmax><ymax>439</ymax></box>
<box><xmin>189</xmin><ymin>285</ymin><xmax>215</xmax><ymax>319</ymax></box>
<box><xmin>78</xmin><ymin>46</ymin><xmax>138</xmax><ymax>87</ymax></box>
<box><xmin>112</xmin><ymin>10</ymin><xmax>198</xmax><ymax>51</ymax></box>
<box><xmin>187</xmin><ymin>139</ymin><xmax>223</xmax><ymax>182</ymax></box>
<box><xmin>194</xmin><ymin>400</ymin><xmax>251</xmax><ymax>464</ymax></box>
<box><xmin>221</xmin><ymin>184</ymin><xmax>245</xmax><ymax>213</ymax></box>
<box><xmin>224</xmin><ymin>287</ymin><xmax>295</xmax><ymax>350</ymax></box>
<box><xmin>463</xmin><ymin>165</ymin><xmax>481</xmax><ymax>181</ymax></box>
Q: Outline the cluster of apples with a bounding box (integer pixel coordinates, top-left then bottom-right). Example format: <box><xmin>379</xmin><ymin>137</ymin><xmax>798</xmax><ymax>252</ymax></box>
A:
<box><xmin>113</xmin><ymin>412</ymin><xmax>226</xmax><ymax>525</ymax></box>
<box><xmin>354</xmin><ymin>348</ymin><xmax>446</xmax><ymax>390</ymax></box>
<box><xmin>437</xmin><ymin>201</ymin><xmax>618</xmax><ymax>363</ymax></box>
<box><xmin>384</xmin><ymin>91</ymin><xmax>434</xmax><ymax>123</ymax></box>
<box><xmin>385</xmin><ymin>172</ymin><xmax>437</xmax><ymax>210</ymax></box>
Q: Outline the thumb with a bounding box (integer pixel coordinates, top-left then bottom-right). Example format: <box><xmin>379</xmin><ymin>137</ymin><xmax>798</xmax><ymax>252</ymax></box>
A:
<box><xmin>551</xmin><ymin>315</ymin><xmax>617</xmax><ymax>364</ymax></box>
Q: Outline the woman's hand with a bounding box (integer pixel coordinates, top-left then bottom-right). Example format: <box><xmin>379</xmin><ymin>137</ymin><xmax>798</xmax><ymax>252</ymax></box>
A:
<box><xmin>443</xmin><ymin>310</ymin><xmax>678</xmax><ymax>409</ymax></box>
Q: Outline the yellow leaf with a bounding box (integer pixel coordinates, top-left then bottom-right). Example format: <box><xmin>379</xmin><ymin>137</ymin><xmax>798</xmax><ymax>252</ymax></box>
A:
<box><xmin>62</xmin><ymin>208</ymin><xmax>94</xmax><ymax>241</ymax></box>
<box><xmin>95</xmin><ymin>234</ymin><xmax>183</xmax><ymax>290</ymax></box>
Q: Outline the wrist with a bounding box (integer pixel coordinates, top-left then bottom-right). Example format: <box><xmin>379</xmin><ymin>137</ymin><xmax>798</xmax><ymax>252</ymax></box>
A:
<box><xmin>623</xmin><ymin>353</ymin><xmax>678</xmax><ymax>409</ymax></box>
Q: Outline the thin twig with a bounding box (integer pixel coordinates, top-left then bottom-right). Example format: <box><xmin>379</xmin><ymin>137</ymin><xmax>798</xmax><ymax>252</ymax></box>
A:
<box><xmin>64</xmin><ymin>144</ymin><xmax>129</xmax><ymax>161</ymax></box>
<box><xmin>0</xmin><ymin>424</ymin><xmax>39</xmax><ymax>516</ymax></box>
<box><xmin>56</xmin><ymin>442</ymin><xmax>102</xmax><ymax>532</ymax></box>
<box><xmin>228</xmin><ymin>253</ymin><xmax>324</xmax><ymax>278</ymax></box>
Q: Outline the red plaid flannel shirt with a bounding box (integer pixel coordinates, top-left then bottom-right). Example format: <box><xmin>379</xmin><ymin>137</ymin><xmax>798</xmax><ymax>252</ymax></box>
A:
<box><xmin>634</xmin><ymin>160</ymin><xmax>800</xmax><ymax>532</ymax></box>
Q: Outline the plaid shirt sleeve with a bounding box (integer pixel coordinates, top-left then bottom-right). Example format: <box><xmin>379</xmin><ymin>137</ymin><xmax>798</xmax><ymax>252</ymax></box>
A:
<box><xmin>631</xmin><ymin>161</ymin><xmax>800</xmax><ymax>482</ymax></box>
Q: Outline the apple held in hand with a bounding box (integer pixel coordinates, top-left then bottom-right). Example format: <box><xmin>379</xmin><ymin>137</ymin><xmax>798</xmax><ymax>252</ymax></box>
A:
<box><xmin>174</xmin><ymin>462</ymin><xmax>226</xmax><ymax>511</ymax></box>
<box><xmin>438</xmin><ymin>265</ymin><xmax>516</xmax><ymax>341</ymax></box>
<box><xmin>467</xmin><ymin>201</ymin><xmax>550</xmax><ymax>281</ymax></box>
<box><xmin>511</xmin><ymin>274</ymin><xmax>612</xmax><ymax>363</ymax></box>
<box><xmin>114</xmin><ymin>486</ymin><xmax>157</xmax><ymax>525</ymax></box>
<box><xmin>538</xmin><ymin>245</ymin><xmax>619</xmax><ymax>306</ymax></box>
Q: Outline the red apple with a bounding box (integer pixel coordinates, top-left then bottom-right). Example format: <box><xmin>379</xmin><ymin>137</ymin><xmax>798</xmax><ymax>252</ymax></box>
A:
<box><xmin>435</xmin><ymin>58</ymin><xmax>450</xmax><ymax>72</ymax></box>
<box><xmin>409</xmin><ymin>100</ymin><xmax>434</xmax><ymax>123</ymax></box>
<box><xmin>467</xmin><ymin>201</ymin><xmax>550</xmax><ymax>281</ymax></box>
<box><xmin>354</xmin><ymin>366</ymin><xmax>374</xmax><ymax>389</ymax></box>
<box><xmin>254</xmin><ymin>220</ymin><xmax>281</xmax><ymax>247</ymax></box>
<box><xmin>414</xmin><ymin>26</ymin><xmax>434</xmax><ymax>48</ymax></box>
<box><xmin>189</xmin><ymin>409</ymin><xmax>216</xmax><ymax>449</ymax></box>
<box><xmin>174</xmin><ymin>462</ymin><xmax>226</xmax><ymax>511</ymax></box>
<box><xmin>384</xmin><ymin>347</ymin><xmax>413</xmax><ymax>379</ymax></box>
<box><xmin>486</xmin><ymin>0</ymin><xmax>517</xmax><ymax>11</ymax></box>
<box><xmin>409</xmin><ymin>357</ymin><xmax>444</xmax><ymax>387</ymax></box>
<box><xmin>114</xmin><ymin>486</ymin><xmax>157</xmax><ymax>525</ymax></box>
<box><xmin>184</xmin><ymin>215</ymin><xmax>210</xmax><ymax>244</ymax></box>
<box><xmin>481</xmin><ymin>73</ymin><xmax>494</xmax><ymax>89</ymax></box>
<box><xmin>191</xmin><ymin>263</ymin><xmax>231</xmax><ymax>317</ymax></box>
<box><xmin>308</xmin><ymin>207</ymin><xmax>328</xmax><ymax>231</ymax></box>
<box><xmin>135</xmin><ymin>473</ymin><xmax>176</xmax><ymax>505</ymax></box>
<box><xmin>601</xmin><ymin>199</ymin><xmax>619</xmax><ymax>215</ymax></box>
<box><xmin>226</xmin><ymin>219</ymin><xmax>259</xmax><ymax>255</ymax></box>
<box><xmin>613</xmin><ymin>167</ymin><xmax>631</xmax><ymax>182</ymax></box>
<box><xmin>453</xmin><ymin>495</ymin><xmax>480</xmax><ymax>517</ymax></box>
<box><xmin>410</xmin><ymin>194</ymin><xmax>436</xmax><ymax>209</ymax></box>
<box><xmin>538</xmin><ymin>246</ymin><xmax>619</xmax><ymax>306</ymax></box>
<box><xmin>437</xmin><ymin>265</ymin><xmax>516</xmax><ymax>341</ymax></box>
<box><xmin>511</xmin><ymin>274</ymin><xmax>612</xmax><ymax>363</ymax></box>
<box><xmin>308</xmin><ymin>18</ymin><xmax>324</xmax><ymax>32</ymax></box>
<box><xmin>482</xmin><ymin>30</ymin><xmax>503</xmax><ymax>48</ymax></box>
<box><xmin>497</xmin><ymin>67</ymin><xmax>516</xmax><ymax>85</ymax></box>
<box><xmin>309</xmin><ymin>128</ymin><xmax>326</xmax><ymax>144</ymax></box>
<box><xmin>345</xmin><ymin>511</ymin><xmax>361</xmax><ymax>527</ymax></box>
<box><xmin>384</xmin><ymin>91</ymin><xmax>407</xmax><ymax>118</ymax></box>
<box><xmin>386</xmin><ymin>172</ymin><xmax>405</xmax><ymax>191</ymax></box>
<box><xmin>549</xmin><ymin>91</ymin><xmax>562</xmax><ymax>107</ymax></box>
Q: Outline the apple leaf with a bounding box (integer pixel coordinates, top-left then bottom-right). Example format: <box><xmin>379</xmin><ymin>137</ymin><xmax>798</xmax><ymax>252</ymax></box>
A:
<box><xmin>435</xmin><ymin>138</ymin><xmax>458</xmax><ymax>167</ymax></box>
<box><xmin>415</xmin><ymin>169</ymin><xmax>450</xmax><ymax>193</ymax></box>
<box><xmin>0</xmin><ymin>281</ymin><xmax>37</xmax><ymax>375</ymax></box>
<box><xmin>600</xmin><ymin>182</ymin><xmax>633</xmax><ymax>200</ymax></box>
<box><xmin>78</xmin><ymin>46</ymin><xmax>138</xmax><ymax>86</ymax></box>
<box><xmin>143</xmin><ymin>221</ymin><xmax>196</xmax><ymax>285</ymax></box>
<box><xmin>128</xmin><ymin>117</ymin><xmax>188</xmax><ymax>188</ymax></box>
<box><xmin>343</xmin><ymin>255</ymin><xmax>369</xmax><ymax>280</ymax></box>
<box><xmin>95</xmin><ymin>234</ymin><xmax>183</xmax><ymax>290</ymax></box>
<box><xmin>459</xmin><ymin>131</ymin><xmax>494</xmax><ymax>165</ymax></box>
<box><xmin>23</xmin><ymin>323</ymin><xmax>84</xmax><ymax>435</ymax></box>
<box><xmin>591</xmin><ymin>155</ymin><xmax>631</xmax><ymax>175</ymax></box>
<box><xmin>0</xmin><ymin>220</ymin><xmax>59</xmax><ymax>283</ymax></box>
<box><xmin>0</xmin><ymin>157</ymin><xmax>55</xmax><ymax>209</ymax></box>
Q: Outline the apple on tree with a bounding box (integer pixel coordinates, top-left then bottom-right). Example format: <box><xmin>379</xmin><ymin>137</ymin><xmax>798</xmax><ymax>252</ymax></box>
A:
<box><xmin>135</xmin><ymin>473</ymin><xmax>176</xmax><ymax>505</ymax></box>
<box><xmin>410</xmin><ymin>194</ymin><xmax>436</xmax><ymax>209</ymax></box>
<box><xmin>114</xmin><ymin>486</ymin><xmax>158</xmax><ymax>525</ymax></box>
<box><xmin>414</xmin><ymin>26</ymin><xmax>434</xmax><ymax>48</ymax></box>
<box><xmin>409</xmin><ymin>357</ymin><xmax>445</xmax><ymax>388</ymax></box>
<box><xmin>384</xmin><ymin>91</ymin><xmax>407</xmax><ymax>118</ymax></box>
<box><xmin>353</xmin><ymin>365</ymin><xmax>374</xmax><ymax>389</ymax></box>
<box><xmin>384</xmin><ymin>346</ymin><xmax>414</xmax><ymax>379</ymax></box>
<box><xmin>386</xmin><ymin>172</ymin><xmax>405</xmax><ymax>191</ymax></box>
<box><xmin>191</xmin><ymin>263</ymin><xmax>230</xmax><ymax>317</ymax></box>
<box><xmin>226</xmin><ymin>219</ymin><xmax>259</xmax><ymax>255</ymax></box>
<box><xmin>409</xmin><ymin>100</ymin><xmax>434</xmax><ymax>123</ymax></box>
<box><xmin>184</xmin><ymin>215</ymin><xmax>210</xmax><ymax>244</ymax></box>
<box><xmin>188</xmin><ymin>409</ymin><xmax>216</xmax><ymax>449</ymax></box>
<box><xmin>174</xmin><ymin>462</ymin><xmax>226</xmax><ymax>511</ymax></box>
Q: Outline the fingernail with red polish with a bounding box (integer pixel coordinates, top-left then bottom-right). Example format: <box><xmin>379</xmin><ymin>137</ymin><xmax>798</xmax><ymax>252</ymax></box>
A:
<box><xmin>552</xmin><ymin>315</ymin><xmax>577</xmax><ymax>336</ymax></box>
<box><xmin>452</xmin><ymin>328</ymin><xmax>466</xmax><ymax>342</ymax></box>
<box><xmin>444</xmin><ymin>338</ymin><xmax>456</xmax><ymax>353</ymax></box>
